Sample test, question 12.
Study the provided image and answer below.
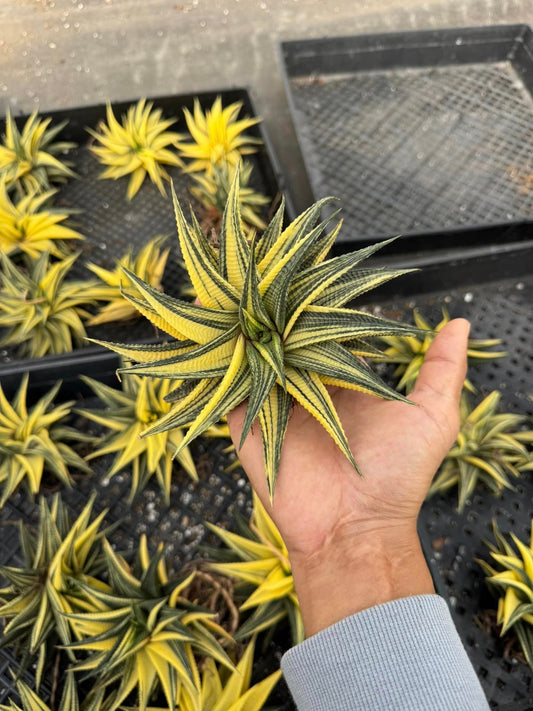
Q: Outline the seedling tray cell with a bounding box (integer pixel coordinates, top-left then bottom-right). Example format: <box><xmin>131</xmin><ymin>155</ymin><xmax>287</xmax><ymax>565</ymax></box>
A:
<box><xmin>364</xmin><ymin>244</ymin><xmax>533</xmax><ymax>708</ymax></box>
<box><xmin>280</xmin><ymin>25</ymin><xmax>533</xmax><ymax>251</ymax></box>
<box><xmin>0</xmin><ymin>89</ymin><xmax>289</xmax><ymax>400</ymax></box>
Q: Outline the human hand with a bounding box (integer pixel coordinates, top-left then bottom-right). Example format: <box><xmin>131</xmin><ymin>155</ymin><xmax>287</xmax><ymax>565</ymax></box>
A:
<box><xmin>227</xmin><ymin>318</ymin><xmax>470</xmax><ymax>636</ymax></box>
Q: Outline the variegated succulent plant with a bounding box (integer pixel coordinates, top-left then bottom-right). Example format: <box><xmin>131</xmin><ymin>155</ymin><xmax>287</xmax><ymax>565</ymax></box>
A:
<box><xmin>84</xmin><ymin>235</ymin><xmax>170</xmax><ymax>326</ymax></box>
<box><xmin>0</xmin><ymin>495</ymin><xmax>108</xmax><ymax>687</ymax></box>
<box><xmin>0</xmin><ymin>109</ymin><xmax>77</xmax><ymax>196</ymax></box>
<box><xmin>93</xmin><ymin>174</ymin><xmax>417</xmax><ymax>498</ymax></box>
<box><xmin>0</xmin><ymin>252</ymin><xmax>95</xmax><ymax>358</ymax></box>
<box><xmin>478</xmin><ymin>520</ymin><xmax>533</xmax><ymax>671</ymax></box>
<box><xmin>87</xmin><ymin>100</ymin><xmax>182</xmax><ymax>200</ymax></box>
<box><xmin>67</xmin><ymin>535</ymin><xmax>233</xmax><ymax>711</ymax></box>
<box><xmin>190</xmin><ymin>160</ymin><xmax>269</xmax><ymax>232</ymax></box>
<box><xmin>428</xmin><ymin>391</ymin><xmax>533</xmax><ymax>511</ymax></box>
<box><xmin>0</xmin><ymin>375</ymin><xmax>92</xmax><ymax>507</ymax></box>
<box><xmin>0</xmin><ymin>674</ymin><xmax>81</xmax><ymax>711</ymax></box>
<box><xmin>180</xmin><ymin>637</ymin><xmax>281</xmax><ymax>711</ymax></box>
<box><xmin>0</xmin><ymin>179</ymin><xmax>83</xmax><ymax>260</ymax></box>
<box><xmin>208</xmin><ymin>491</ymin><xmax>302</xmax><ymax>645</ymax></box>
<box><xmin>77</xmin><ymin>374</ymin><xmax>197</xmax><ymax>503</ymax></box>
<box><xmin>177</xmin><ymin>97</ymin><xmax>261</xmax><ymax>174</ymax></box>
<box><xmin>122</xmin><ymin>638</ymin><xmax>280</xmax><ymax>711</ymax></box>
<box><xmin>379</xmin><ymin>307</ymin><xmax>507</xmax><ymax>394</ymax></box>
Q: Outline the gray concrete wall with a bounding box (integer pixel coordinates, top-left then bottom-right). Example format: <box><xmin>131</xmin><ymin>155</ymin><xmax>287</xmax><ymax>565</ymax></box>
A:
<box><xmin>1</xmin><ymin>0</ymin><xmax>531</xmax><ymax>209</ymax></box>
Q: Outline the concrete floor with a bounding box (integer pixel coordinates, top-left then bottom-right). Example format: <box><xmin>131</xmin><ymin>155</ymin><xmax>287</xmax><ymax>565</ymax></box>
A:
<box><xmin>1</xmin><ymin>0</ymin><xmax>532</xmax><ymax>210</ymax></box>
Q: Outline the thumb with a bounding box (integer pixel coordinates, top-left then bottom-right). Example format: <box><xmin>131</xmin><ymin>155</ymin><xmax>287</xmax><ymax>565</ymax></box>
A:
<box><xmin>411</xmin><ymin>318</ymin><xmax>470</xmax><ymax>446</ymax></box>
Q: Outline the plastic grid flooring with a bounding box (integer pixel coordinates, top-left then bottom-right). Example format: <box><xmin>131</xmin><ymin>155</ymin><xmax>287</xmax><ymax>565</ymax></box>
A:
<box><xmin>367</xmin><ymin>274</ymin><xmax>533</xmax><ymax>709</ymax></box>
<box><xmin>289</xmin><ymin>61</ymin><xmax>533</xmax><ymax>240</ymax></box>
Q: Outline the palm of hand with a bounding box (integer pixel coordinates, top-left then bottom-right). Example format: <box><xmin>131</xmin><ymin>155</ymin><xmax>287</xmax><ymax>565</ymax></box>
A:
<box><xmin>228</xmin><ymin>320</ymin><xmax>468</xmax><ymax>560</ymax></box>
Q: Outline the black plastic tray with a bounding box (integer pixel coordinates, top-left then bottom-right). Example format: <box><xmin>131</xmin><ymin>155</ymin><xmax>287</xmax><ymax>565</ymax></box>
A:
<box><xmin>364</xmin><ymin>243</ymin><xmax>533</xmax><ymax>709</ymax></box>
<box><xmin>2</xmin><ymin>242</ymin><xmax>532</xmax><ymax>707</ymax></box>
<box><xmin>0</xmin><ymin>428</ymin><xmax>294</xmax><ymax>709</ymax></box>
<box><xmin>0</xmin><ymin>89</ymin><xmax>291</xmax><ymax>400</ymax></box>
<box><xmin>280</xmin><ymin>24</ymin><xmax>533</xmax><ymax>252</ymax></box>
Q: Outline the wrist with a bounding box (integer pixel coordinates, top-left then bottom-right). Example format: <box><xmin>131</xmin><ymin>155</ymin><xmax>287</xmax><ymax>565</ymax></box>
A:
<box><xmin>289</xmin><ymin>521</ymin><xmax>434</xmax><ymax>638</ymax></box>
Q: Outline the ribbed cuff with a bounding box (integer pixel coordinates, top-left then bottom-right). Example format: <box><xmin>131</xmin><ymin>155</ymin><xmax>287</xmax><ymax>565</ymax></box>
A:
<box><xmin>281</xmin><ymin>595</ymin><xmax>489</xmax><ymax>711</ymax></box>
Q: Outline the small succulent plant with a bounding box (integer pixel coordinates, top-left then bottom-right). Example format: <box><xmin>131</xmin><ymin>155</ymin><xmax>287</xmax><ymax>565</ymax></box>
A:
<box><xmin>179</xmin><ymin>637</ymin><xmax>281</xmax><ymax>711</ymax></box>
<box><xmin>0</xmin><ymin>674</ymin><xmax>81</xmax><ymax>711</ymax></box>
<box><xmin>94</xmin><ymin>174</ymin><xmax>417</xmax><ymax>499</ymax></box>
<box><xmin>0</xmin><ymin>252</ymin><xmax>95</xmax><ymax>358</ymax></box>
<box><xmin>77</xmin><ymin>374</ymin><xmax>197</xmax><ymax>504</ymax></box>
<box><xmin>428</xmin><ymin>391</ymin><xmax>533</xmax><ymax>511</ymax></box>
<box><xmin>0</xmin><ymin>375</ymin><xmax>93</xmax><ymax>507</ymax></box>
<box><xmin>87</xmin><ymin>100</ymin><xmax>182</xmax><ymax>200</ymax></box>
<box><xmin>208</xmin><ymin>491</ymin><xmax>303</xmax><ymax>645</ymax></box>
<box><xmin>0</xmin><ymin>179</ymin><xmax>83</xmax><ymax>260</ymax></box>
<box><xmin>478</xmin><ymin>520</ymin><xmax>533</xmax><ymax>671</ymax></box>
<box><xmin>0</xmin><ymin>495</ymin><xmax>107</xmax><ymax>686</ymax></box>
<box><xmin>0</xmin><ymin>109</ymin><xmax>77</xmax><ymax>196</ymax></box>
<box><xmin>190</xmin><ymin>160</ymin><xmax>269</xmax><ymax>232</ymax></box>
<box><xmin>379</xmin><ymin>308</ymin><xmax>507</xmax><ymax>393</ymax></box>
<box><xmin>177</xmin><ymin>97</ymin><xmax>261</xmax><ymax>175</ymax></box>
<box><xmin>68</xmin><ymin>536</ymin><xmax>233</xmax><ymax>711</ymax></box>
<box><xmin>85</xmin><ymin>235</ymin><xmax>170</xmax><ymax>326</ymax></box>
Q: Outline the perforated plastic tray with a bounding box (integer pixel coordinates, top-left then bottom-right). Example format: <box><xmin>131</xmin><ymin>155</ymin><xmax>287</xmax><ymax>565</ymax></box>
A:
<box><xmin>280</xmin><ymin>24</ymin><xmax>533</xmax><ymax>252</ymax></box>
<box><xmin>2</xmin><ymin>242</ymin><xmax>532</xmax><ymax>707</ymax></box>
<box><xmin>0</xmin><ymin>89</ymin><xmax>290</xmax><ymax>400</ymax></box>
<box><xmin>0</xmin><ymin>431</ymin><xmax>293</xmax><ymax>708</ymax></box>
<box><xmin>363</xmin><ymin>243</ymin><xmax>533</xmax><ymax>709</ymax></box>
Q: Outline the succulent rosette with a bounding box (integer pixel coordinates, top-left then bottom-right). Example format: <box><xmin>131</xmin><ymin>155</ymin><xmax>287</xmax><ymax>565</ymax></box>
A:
<box><xmin>93</xmin><ymin>173</ymin><xmax>418</xmax><ymax>498</ymax></box>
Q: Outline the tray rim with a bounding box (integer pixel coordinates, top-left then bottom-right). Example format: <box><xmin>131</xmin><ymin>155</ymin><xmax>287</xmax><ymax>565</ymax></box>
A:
<box><xmin>278</xmin><ymin>24</ymin><xmax>533</xmax><ymax>248</ymax></box>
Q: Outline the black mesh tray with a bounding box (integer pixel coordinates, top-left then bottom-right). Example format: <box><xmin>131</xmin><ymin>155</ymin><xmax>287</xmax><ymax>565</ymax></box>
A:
<box><xmin>280</xmin><ymin>24</ymin><xmax>533</xmax><ymax>253</ymax></box>
<box><xmin>363</xmin><ymin>242</ymin><xmax>533</xmax><ymax>709</ymax></box>
<box><xmin>2</xmin><ymin>243</ymin><xmax>532</xmax><ymax>707</ymax></box>
<box><xmin>0</xmin><ymin>89</ymin><xmax>291</xmax><ymax>400</ymax></box>
<box><xmin>0</xmin><ymin>429</ymin><xmax>294</xmax><ymax>709</ymax></box>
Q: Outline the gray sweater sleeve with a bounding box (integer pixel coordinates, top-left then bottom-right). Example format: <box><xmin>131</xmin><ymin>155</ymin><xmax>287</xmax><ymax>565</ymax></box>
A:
<box><xmin>281</xmin><ymin>594</ymin><xmax>490</xmax><ymax>710</ymax></box>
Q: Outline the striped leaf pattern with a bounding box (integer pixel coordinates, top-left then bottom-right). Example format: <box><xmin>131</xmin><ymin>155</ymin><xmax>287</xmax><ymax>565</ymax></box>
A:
<box><xmin>207</xmin><ymin>492</ymin><xmax>303</xmax><ymax>646</ymax></box>
<box><xmin>77</xmin><ymin>374</ymin><xmax>199</xmax><ymax>505</ymax></box>
<box><xmin>478</xmin><ymin>521</ymin><xmax>533</xmax><ymax>671</ymax></box>
<box><xmin>379</xmin><ymin>307</ymin><xmax>507</xmax><ymax>394</ymax></box>
<box><xmin>98</xmin><ymin>171</ymin><xmax>418</xmax><ymax>498</ymax></box>
<box><xmin>429</xmin><ymin>391</ymin><xmax>533</xmax><ymax>512</ymax></box>
<box><xmin>0</xmin><ymin>496</ymin><xmax>108</xmax><ymax>688</ymax></box>
<box><xmin>66</xmin><ymin>536</ymin><xmax>233</xmax><ymax>711</ymax></box>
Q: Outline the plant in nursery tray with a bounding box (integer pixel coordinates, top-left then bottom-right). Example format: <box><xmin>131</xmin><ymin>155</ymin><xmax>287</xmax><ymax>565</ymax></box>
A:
<box><xmin>84</xmin><ymin>234</ymin><xmax>170</xmax><ymax>326</ymax></box>
<box><xmin>0</xmin><ymin>375</ymin><xmax>93</xmax><ymax>506</ymax></box>
<box><xmin>87</xmin><ymin>100</ymin><xmax>182</xmax><ymax>200</ymax></box>
<box><xmin>478</xmin><ymin>520</ymin><xmax>533</xmax><ymax>671</ymax></box>
<box><xmin>77</xmin><ymin>373</ymin><xmax>198</xmax><ymax>504</ymax></box>
<box><xmin>428</xmin><ymin>391</ymin><xmax>533</xmax><ymax>511</ymax></box>
<box><xmin>208</xmin><ymin>491</ymin><xmax>303</xmax><ymax>646</ymax></box>
<box><xmin>67</xmin><ymin>535</ymin><xmax>233</xmax><ymax>711</ymax></box>
<box><xmin>0</xmin><ymin>252</ymin><xmax>97</xmax><ymax>358</ymax></box>
<box><xmin>379</xmin><ymin>307</ymin><xmax>507</xmax><ymax>394</ymax></box>
<box><xmin>0</xmin><ymin>109</ymin><xmax>77</xmax><ymax>197</ymax></box>
<box><xmin>0</xmin><ymin>495</ymin><xmax>108</xmax><ymax>687</ymax></box>
<box><xmin>0</xmin><ymin>178</ymin><xmax>83</xmax><ymax>260</ymax></box>
<box><xmin>177</xmin><ymin>97</ymin><xmax>261</xmax><ymax>175</ymax></box>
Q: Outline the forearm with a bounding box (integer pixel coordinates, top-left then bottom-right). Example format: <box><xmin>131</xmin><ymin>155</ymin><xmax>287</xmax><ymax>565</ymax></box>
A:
<box><xmin>289</xmin><ymin>522</ymin><xmax>434</xmax><ymax>638</ymax></box>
